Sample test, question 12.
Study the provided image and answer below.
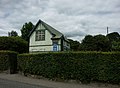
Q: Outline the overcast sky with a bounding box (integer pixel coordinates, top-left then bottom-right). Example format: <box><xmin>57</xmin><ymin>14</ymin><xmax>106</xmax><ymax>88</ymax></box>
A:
<box><xmin>0</xmin><ymin>0</ymin><xmax>120</xmax><ymax>41</ymax></box>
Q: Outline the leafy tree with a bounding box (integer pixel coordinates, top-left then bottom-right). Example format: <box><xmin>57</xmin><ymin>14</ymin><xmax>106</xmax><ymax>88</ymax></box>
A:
<box><xmin>80</xmin><ymin>35</ymin><xmax>95</xmax><ymax>51</ymax></box>
<box><xmin>81</xmin><ymin>34</ymin><xmax>111</xmax><ymax>51</ymax></box>
<box><xmin>93</xmin><ymin>35</ymin><xmax>111</xmax><ymax>51</ymax></box>
<box><xmin>111</xmin><ymin>41</ymin><xmax>120</xmax><ymax>51</ymax></box>
<box><xmin>106</xmin><ymin>32</ymin><xmax>120</xmax><ymax>51</ymax></box>
<box><xmin>68</xmin><ymin>39</ymin><xmax>80</xmax><ymax>51</ymax></box>
<box><xmin>8</xmin><ymin>30</ymin><xmax>18</xmax><ymax>37</ymax></box>
<box><xmin>21</xmin><ymin>22</ymin><xmax>34</xmax><ymax>41</ymax></box>
<box><xmin>106</xmin><ymin>32</ymin><xmax>120</xmax><ymax>42</ymax></box>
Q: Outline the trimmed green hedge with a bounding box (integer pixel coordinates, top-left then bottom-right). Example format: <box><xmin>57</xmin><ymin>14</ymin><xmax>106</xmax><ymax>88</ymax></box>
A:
<box><xmin>18</xmin><ymin>52</ymin><xmax>120</xmax><ymax>84</ymax></box>
<box><xmin>0</xmin><ymin>51</ymin><xmax>18</xmax><ymax>73</ymax></box>
<box><xmin>0</xmin><ymin>37</ymin><xmax>28</xmax><ymax>53</ymax></box>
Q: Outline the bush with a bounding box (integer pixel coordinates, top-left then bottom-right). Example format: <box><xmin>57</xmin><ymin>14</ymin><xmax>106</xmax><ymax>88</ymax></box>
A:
<box><xmin>0</xmin><ymin>36</ymin><xmax>28</xmax><ymax>53</ymax></box>
<box><xmin>18</xmin><ymin>52</ymin><xmax>120</xmax><ymax>84</ymax></box>
<box><xmin>0</xmin><ymin>50</ymin><xmax>18</xmax><ymax>73</ymax></box>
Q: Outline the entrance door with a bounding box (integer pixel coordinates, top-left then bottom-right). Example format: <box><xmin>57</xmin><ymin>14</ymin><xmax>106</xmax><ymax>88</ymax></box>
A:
<box><xmin>53</xmin><ymin>43</ymin><xmax>58</xmax><ymax>51</ymax></box>
<box><xmin>53</xmin><ymin>40</ymin><xmax>58</xmax><ymax>51</ymax></box>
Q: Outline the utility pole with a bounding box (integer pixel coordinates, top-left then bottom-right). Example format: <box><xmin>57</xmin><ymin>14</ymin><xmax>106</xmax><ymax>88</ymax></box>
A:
<box><xmin>107</xmin><ymin>26</ymin><xmax>109</xmax><ymax>35</ymax></box>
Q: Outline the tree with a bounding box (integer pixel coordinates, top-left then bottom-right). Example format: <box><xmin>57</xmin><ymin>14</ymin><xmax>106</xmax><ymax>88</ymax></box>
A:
<box><xmin>106</xmin><ymin>32</ymin><xmax>120</xmax><ymax>42</ymax></box>
<box><xmin>81</xmin><ymin>34</ymin><xmax>111</xmax><ymax>51</ymax></box>
<box><xmin>93</xmin><ymin>35</ymin><xmax>111</xmax><ymax>51</ymax></box>
<box><xmin>111</xmin><ymin>41</ymin><xmax>120</xmax><ymax>51</ymax></box>
<box><xmin>21</xmin><ymin>22</ymin><xmax>34</xmax><ymax>41</ymax></box>
<box><xmin>106</xmin><ymin>32</ymin><xmax>120</xmax><ymax>51</ymax></box>
<box><xmin>8</xmin><ymin>30</ymin><xmax>18</xmax><ymax>37</ymax></box>
<box><xmin>80</xmin><ymin>35</ymin><xmax>95</xmax><ymax>51</ymax></box>
<box><xmin>68</xmin><ymin>39</ymin><xmax>80</xmax><ymax>51</ymax></box>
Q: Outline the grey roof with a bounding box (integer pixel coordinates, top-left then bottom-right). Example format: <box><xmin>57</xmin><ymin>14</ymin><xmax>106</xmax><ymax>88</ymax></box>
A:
<box><xmin>29</xmin><ymin>19</ymin><xmax>69</xmax><ymax>42</ymax></box>
<box><xmin>42</xmin><ymin>20</ymin><xmax>63</xmax><ymax>39</ymax></box>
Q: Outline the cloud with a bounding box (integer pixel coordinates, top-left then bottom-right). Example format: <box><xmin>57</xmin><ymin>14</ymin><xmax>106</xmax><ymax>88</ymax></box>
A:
<box><xmin>64</xmin><ymin>30</ymin><xmax>86</xmax><ymax>37</ymax></box>
<box><xmin>0</xmin><ymin>0</ymin><xmax>120</xmax><ymax>41</ymax></box>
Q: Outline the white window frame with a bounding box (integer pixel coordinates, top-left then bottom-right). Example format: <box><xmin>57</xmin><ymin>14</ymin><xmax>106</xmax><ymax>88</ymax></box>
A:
<box><xmin>35</xmin><ymin>30</ymin><xmax>45</xmax><ymax>41</ymax></box>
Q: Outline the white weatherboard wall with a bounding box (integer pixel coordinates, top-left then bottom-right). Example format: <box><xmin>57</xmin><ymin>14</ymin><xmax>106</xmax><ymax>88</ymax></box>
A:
<box><xmin>63</xmin><ymin>40</ymin><xmax>70</xmax><ymax>49</ymax></box>
<box><xmin>29</xmin><ymin>23</ymin><xmax>61</xmax><ymax>52</ymax></box>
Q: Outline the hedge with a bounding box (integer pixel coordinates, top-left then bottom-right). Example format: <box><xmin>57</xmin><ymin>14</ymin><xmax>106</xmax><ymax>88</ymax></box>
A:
<box><xmin>0</xmin><ymin>51</ymin><xmax>18</xmax><ymax>74</ymax></box>
<box><xmin>0</xmin><ymin>37</ymin><xmax>28</xmax><ymax>53</ymax></box>
<box><xmin>18</xmin><ymin>52</ymin><xmax>120</xmax><ymax>84</ymax></box>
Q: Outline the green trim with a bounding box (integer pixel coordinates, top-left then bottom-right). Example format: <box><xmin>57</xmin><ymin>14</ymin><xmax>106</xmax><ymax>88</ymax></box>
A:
<box><xmin>29</xmin><ymin>51</ymin><xmax>61</xmax><ymax>53</ymax></box>
<box><xmin>30</xmin><ymin>44</ymin><xmax>61</xmax><ymax>47</ymax></box>
<box><xmin>36</xmin><ymin>29</ymin><xmax>46</xmax><ymax>31</ymax></box>
<box><xmin>29</xmin><ymin>20</ymin><xmax>63</xmax><ymax>39</ymax></box>
<box><xmin>51</xmin><ymin>38</ymin><xmax>61</xmax><ymax>40</ymax></box>
<box><xmin>61</xmin><ymin>37</ymin><xmax>63</xmax><ymax>51</ymax></box>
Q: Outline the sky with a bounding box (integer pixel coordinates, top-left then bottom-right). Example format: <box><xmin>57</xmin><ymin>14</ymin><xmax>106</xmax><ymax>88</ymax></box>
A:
<box><xmin>0</xmin><ymin>0</ymin><xmax>120</xmax><ymax>42</ymax></box>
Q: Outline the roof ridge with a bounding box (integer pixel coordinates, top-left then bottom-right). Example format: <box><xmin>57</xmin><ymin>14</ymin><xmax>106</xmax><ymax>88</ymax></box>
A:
<box><xmin>29</xmin><ymin>19</ymin><xmax>69</xmax><ymax>42</ymax></box>
<box><xmin>40</xmin><ymin>20</ymin><xmax>63</xmax><ymax>35</ymax></box>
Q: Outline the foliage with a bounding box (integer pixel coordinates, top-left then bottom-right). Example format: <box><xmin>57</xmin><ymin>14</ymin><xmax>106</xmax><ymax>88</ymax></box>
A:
<box><xmin>111</xmin><ymin>41</ymin><xmax>120</xmax><ymax>51</ymax></box>
<box><xmin>81</xmin><ymin>35</ymin><xmax>111</xmax><ymax>51</ymax></box>
<box><xmin>80</xmin><ymin>35</ymin><xmax>95</xmax><ymax>51</ymax></box>
<box><xmin>106</xmin><ymin>32</ymin><xmax>120</xmax><ymax>42</ymax></box>
<box><xmin>18</xmin><ymin>52</ymin><xmax>120</xmax><ymax>84</ymax></box>
<box><xmin>106</xmin><ymin>32</ymin><xmax>120</xmax><ymax>51</ymax></box>
<box><xmin>68</xmin><ymin>39</ymin><xmax>80</xmax><ymax>51</ymax></box>
<box><xmin>21</xmin><ymin>22</ymin><xmax>34</xmax><ymax>41</ymax></box>
<box><xmin>0</xmin><ymin>50</ymin><xmax>17</xmax><ymax>73</ymax></box>
<box><xmin>8</xmin><ymin>30</ymin><xmax>18</xmax><ymax>37</ymax></box>
<box><xmin>0</xmin><ymin>37</ymin><xmax>28</xmax><ymax>53</ymax></box>
<box><xmin>94</xmin><ymin>35</ymin><xmax>111</xmax><ymax>51</ymax></box>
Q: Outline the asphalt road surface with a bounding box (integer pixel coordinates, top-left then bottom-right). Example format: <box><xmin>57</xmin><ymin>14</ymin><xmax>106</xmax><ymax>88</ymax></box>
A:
<box><xmin>0</xmin><ymin>73</ymin><xmax>120</xmax><ymax>88</ymax></box>
<box><xmin>0</xmin><ymin>78</ymin><xmax>51</xmax><ymax>88</ymax></box>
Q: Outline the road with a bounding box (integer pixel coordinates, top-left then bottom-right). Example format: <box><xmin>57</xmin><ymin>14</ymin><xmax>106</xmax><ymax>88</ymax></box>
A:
<box><xmin>0</xmin><ymin>78</ymin><xmax>51</xmax><ymax>88</ymax></box>
<box><xmin>0</xmin><ymin>73</ymin><xmax>120</xmax><ymax>88</ymax></box>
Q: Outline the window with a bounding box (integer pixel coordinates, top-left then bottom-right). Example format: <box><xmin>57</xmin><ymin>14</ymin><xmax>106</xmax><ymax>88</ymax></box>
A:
<box><xmin>35</xmin><ymin>30</ymin><xmax>45</xmax><ymax>41</ymax></box>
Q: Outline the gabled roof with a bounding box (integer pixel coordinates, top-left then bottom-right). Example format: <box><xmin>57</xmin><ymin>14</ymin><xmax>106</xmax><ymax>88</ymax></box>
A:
<box><xmin>42</xmin><ymin>20</ymin><xmax>63</xmax><ymax>39</ymax></box>
<box><xmin>29</xmin><ymin>19</ymin><xmax>69</xmax><ymax>42</ymax></box>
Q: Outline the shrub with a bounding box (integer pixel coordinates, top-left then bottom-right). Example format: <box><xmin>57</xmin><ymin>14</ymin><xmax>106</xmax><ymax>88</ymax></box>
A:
<box><xmin>0</xmin><ymin>36</ymin><xmax>28</xmax><ymax>53</ymax></box>
<box><xmin>18</xmin><ymin>52</ymin><xmax>120</xmax><ymax>84</ymax></box>
<box><xmin>0</xmin><ymin>50</ymin><xmax>18</xmax><ymax>73</ymax></box>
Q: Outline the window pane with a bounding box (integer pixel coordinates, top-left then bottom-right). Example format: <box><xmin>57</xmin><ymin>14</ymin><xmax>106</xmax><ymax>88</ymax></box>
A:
<box><xmin>35</xmin><ymin>30</ymin><xmax>45</xmax><ymax>41</ymax></box>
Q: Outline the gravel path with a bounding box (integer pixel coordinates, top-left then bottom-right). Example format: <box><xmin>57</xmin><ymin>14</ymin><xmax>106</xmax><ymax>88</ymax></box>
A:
<box><xmin>0</xmin><ymin>73</ymin><xmax>119</xmax><ymax>88</ymax></box>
